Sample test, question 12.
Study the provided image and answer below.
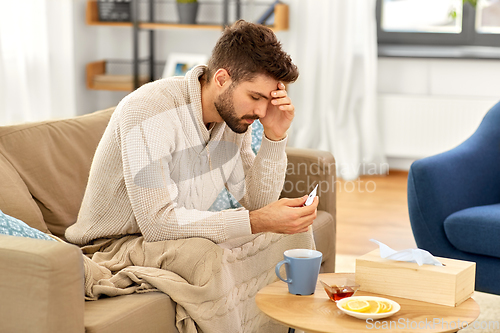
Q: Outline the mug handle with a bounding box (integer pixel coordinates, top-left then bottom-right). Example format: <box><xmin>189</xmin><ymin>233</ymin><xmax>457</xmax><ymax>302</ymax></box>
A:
<box><xmin>275</xmin><ymin>259</ymin><xmax>292</xmax><ymax>283</ymax></box>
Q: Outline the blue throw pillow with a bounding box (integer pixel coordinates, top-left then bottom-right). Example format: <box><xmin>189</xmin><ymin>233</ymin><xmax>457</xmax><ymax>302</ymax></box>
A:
<box><xmin>209</xmin><ymin>120</ymin><xmax>264</xmax><ymax>211</ymax></box>
<box><xmin>0</xmin><ymin>209</ymin><xmax>55</xmax><ymax>241</ymax></box>
<box><xmin>250</xmin><ymin>119</ymin><xmax>264</xmax><ymax>155</ymax></box>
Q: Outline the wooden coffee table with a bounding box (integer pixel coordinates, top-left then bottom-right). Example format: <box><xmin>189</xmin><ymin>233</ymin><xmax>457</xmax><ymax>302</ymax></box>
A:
<box><xmin>256</xmin><ymin>273</ymin><xmax>480</xmax><ymax>333</ymax></box>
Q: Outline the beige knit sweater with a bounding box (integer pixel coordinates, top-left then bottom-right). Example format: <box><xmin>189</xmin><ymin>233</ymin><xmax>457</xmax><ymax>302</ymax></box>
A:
<box><xmin>66</xmin><ymin>65</ymin><xmax>288</xmax><ymax>246</ymax></box>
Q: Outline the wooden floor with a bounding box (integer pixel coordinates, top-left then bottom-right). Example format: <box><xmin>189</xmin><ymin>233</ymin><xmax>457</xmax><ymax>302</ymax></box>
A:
<box><xmin>335</xmin><ymin>171</ymin><xmax>417</xmax><ymax>256</ymax></box>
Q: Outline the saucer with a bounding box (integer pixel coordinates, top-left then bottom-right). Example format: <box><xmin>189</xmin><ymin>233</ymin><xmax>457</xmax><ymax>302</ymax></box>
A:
<box><xmin>337</xmin><ymin>296</ymin><xmax>400</xmax><ymax>320</ymax></box>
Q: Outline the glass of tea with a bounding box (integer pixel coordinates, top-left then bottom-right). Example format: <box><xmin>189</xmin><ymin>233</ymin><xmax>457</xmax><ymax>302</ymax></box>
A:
<box><xmin>320</xmin><ymin>278</ymin><xmax>360</xmax><ymax>302</ymax></box>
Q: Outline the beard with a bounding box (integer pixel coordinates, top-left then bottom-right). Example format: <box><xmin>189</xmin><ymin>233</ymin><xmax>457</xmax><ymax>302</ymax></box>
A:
<box><xmin>214</xmin><ymin>84</ymin><xmax>257</xmax><ymax>134</ymax></box>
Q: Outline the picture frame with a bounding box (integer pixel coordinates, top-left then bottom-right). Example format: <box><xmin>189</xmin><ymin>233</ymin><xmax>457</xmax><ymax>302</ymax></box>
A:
<box><xmin>162</xmin><ymin>53</ymin><xmax>208</xmax><ymax>78</ymax></box>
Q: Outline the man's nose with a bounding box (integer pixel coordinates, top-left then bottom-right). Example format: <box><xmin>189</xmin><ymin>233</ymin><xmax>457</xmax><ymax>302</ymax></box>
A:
<box><xmin>254</xmin><ymin>103</ymin><xmax>267</xmax><ymax>118</ymax></box>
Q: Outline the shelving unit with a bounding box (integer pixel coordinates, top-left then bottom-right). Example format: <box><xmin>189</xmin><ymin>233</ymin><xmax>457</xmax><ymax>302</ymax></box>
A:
<box><xmin>85</xmin><ymin>0</ymin><xmax>290</xmax><ymax>91</ymax></box>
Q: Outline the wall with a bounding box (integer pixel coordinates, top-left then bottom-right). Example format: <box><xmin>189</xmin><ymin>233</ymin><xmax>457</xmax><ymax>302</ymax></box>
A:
<box><xmin>378</xmin><ymin>57</ymin><xmax>500</xmax><ymax>170</ymax></box>
<box><xmin>74</xmin><ymin>0</ymin><xmax>101</xmax><ymax>115</ymax></box>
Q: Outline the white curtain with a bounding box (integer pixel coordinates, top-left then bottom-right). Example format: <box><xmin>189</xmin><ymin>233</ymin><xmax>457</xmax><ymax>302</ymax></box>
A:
<box><xmin>0</xmin><ymin>0</ymin><xmax>76</xmax><ymax>125</ymax></box>
<box><xmin>286</xmin><ymin>0</ymin><xmax>388</xmax><ymax>180</ymax></box>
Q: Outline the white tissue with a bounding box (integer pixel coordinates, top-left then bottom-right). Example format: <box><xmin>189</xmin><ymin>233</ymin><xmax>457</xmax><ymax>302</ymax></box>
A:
<box><xmin>370</xmin><ymin>239</ymin><xmax>443</xmax><ymax>266</ymax></box>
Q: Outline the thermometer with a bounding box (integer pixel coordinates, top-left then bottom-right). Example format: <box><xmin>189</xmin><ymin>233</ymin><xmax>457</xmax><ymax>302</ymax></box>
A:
<box><xmin>304</xmin><ymin>184</ymin><xmax>318</xmax><ymax>206</ymax></box>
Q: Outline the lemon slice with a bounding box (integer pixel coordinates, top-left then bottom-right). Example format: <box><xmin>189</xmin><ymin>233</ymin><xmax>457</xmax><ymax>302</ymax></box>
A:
<box><xmin>366</xmin><ymin>300</ymin><xmax>381</xmax><ymax>313</ymax></box>
<box><xmin>379</xmin><ymin>301</ymin><xmax>393</xmax><ymax>313</ymax></box>
<box><xmin>344</xmin><ymin>299</ymin><xmax>370</xmax><ymax>312</ymax></box>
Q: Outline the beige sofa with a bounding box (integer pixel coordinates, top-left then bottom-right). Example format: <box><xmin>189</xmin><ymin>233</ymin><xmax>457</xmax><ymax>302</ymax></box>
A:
<box><xmin>0</xmin><ymin>108</ymin><xmax>336</xmax><ymax>333</ymax></box>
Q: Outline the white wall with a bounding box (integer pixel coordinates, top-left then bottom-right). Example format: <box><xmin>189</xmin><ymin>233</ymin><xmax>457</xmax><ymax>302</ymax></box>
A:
<box><xmin>378</xmin><ymin>57</ymin><xmax>500</xmax><ymax>170</ymax></box>
<box><xmin>73</xmin><ymin>0</ymin><xmax>101</xmax><ymax>115</ymax></box>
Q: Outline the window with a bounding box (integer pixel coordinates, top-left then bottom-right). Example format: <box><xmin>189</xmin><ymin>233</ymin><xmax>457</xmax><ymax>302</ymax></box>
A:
<box><xmin>376</xmin><ymin>0</ymin><xmax>500</xmax><ymax>47</ymax></box>
<box><xmin>477</xmin><ymin>0</ymin><xmax>500</xmax><ymax>34</ymax></box>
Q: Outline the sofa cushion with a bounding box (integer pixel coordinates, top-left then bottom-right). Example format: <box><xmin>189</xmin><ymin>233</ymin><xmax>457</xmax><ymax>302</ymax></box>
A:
<box><xmin>0</xmin><ymin>108</ymin><xmax>113</xmax><ymax>238</ymax></box>
<box><xmin>85</xmin><ymin>292</ymin><xmax>178</xmax><ymax>333</ymax></box>
<box><xmin>0</xmin><ymin>153</ymin><xmax>48</xmax><ymax>233</ymax></box>
<box><xmin>208</xmin><ymin>188</ymin><xmax>242</xmax><ymax>212</ymax></box>
<box><xmin>0</xmin><ymin>209</ymin><xmax>54</xmax><ymax>241</ymax></box>
<box><xmin>444</xmin><ymin>203</ymin><xmax>500</xmax><ymax>258</ymax></box>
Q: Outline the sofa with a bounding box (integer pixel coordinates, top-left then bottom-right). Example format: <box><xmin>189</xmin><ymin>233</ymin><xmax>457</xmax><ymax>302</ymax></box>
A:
<box><xmin>0</xmin><ymin>107</ymin><xmax>336</xmax><ymax>333</ymax></box>
<box><xmin>408</xmin><ymin>100</ymin><xmax>500</xmax><ymax>295</ymax></box>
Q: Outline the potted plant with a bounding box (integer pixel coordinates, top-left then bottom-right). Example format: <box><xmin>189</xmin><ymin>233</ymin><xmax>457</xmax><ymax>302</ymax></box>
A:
<box><xmin>450</xmin><ymin>0</ymin><xmax>477</xmax><ymax>21</ymax></box>
<box><xmin>463</xmin><ymin>0</ymin><xmax>477</xmax><ymax>7</ymax></box>
<box><xmin>177</xmin><ymin>0</ymin><xmax>199</xmax><ymax>25</ymax></box>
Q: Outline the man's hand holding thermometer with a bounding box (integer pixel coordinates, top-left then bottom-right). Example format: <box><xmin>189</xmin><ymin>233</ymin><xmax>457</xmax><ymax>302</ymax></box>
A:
<box><xmin>249</xmin><ymin>184</ymin><xmax>319</xmax><ymax>234</ymax></box>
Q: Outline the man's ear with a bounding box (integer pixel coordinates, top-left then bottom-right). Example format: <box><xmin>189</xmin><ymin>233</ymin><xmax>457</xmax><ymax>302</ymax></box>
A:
<box><xmin>213</xmin><ymin>68</ymin><xmax>231</xmax><ymax>88</ymax></box>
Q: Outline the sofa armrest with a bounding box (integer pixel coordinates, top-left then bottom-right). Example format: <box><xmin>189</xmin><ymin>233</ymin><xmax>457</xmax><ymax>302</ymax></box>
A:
<box><xmin>283</xmin><ymin>147</ymin><xmax>336</xmax><ymax>219</ymax></box>
<box><xmin>0</xmin><ymin>235</ymin><xmax>85</xmax><ymax>333</ymax></box>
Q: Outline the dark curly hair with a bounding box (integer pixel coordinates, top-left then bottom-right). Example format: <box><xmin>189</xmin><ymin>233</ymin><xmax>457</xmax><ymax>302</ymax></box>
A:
<box><xmin>206</xmin><ymin>20</ymin><xmax>299</xmax><ymax>84</ymax></box>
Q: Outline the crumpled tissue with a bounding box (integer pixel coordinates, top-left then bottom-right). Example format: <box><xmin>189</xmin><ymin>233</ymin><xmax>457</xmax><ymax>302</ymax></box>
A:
<box><xmin>370</xmin><ymin>239</ymin><xmax>443</xmax><ymax>266</ymax></box>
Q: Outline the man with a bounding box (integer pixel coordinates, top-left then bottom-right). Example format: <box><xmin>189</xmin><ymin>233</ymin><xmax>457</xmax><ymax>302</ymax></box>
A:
<box><xmin>66</xmin><ymin>20</ymin><xmax>318</xmax><ymax>246</ymax></box>
<box><xmin>66</xmin><ymin>20</ymin><xmax>318</xmax><ymax>333</ymax></box>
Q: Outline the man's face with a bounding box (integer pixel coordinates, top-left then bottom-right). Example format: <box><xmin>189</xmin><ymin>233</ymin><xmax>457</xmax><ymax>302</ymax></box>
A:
<box><xmin>214</xmin><ymin>74</ymin><xmax>279</xmax><ymax>133</ymax></box>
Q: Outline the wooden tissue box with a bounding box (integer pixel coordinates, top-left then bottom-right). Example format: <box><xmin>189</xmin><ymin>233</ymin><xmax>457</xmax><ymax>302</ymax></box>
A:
<box><xmin>355</xmin><ymin>249</ymin><xmax>475</xmax><ymax>307</ymax></box>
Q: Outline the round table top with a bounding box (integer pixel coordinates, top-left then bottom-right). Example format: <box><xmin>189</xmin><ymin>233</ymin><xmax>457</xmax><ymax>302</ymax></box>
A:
<box><xmin>255</xmin><ymin>273</ymin><xmax>480</xmax><ymax>333</ymax></box>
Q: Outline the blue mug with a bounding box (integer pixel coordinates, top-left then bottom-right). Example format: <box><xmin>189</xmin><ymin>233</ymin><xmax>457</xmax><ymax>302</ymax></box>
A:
<box><xmin>275</xmin><ymin>249</ymin><xmax>322</xmax><ymax>295</ymax></box>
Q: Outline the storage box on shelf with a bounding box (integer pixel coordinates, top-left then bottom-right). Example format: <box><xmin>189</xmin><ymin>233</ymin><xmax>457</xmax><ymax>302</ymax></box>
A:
<box><xmin>97</xmin><ymin>0</ymin><xmax>132</xmax><ymax>22</ymax></box>
<box><xmin>87</xmin><ymin>1</ymin><xmax>131</xmax><ymax>27</ymax></box>
<box><xmin>355</xmin><ymin>249</ymin><xmax>476</xmax><ymax>307</ymax></box>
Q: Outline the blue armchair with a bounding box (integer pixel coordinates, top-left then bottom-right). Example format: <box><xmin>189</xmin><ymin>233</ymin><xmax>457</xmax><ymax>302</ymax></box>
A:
<box><xmin>408</xmin><ymin>101</ymin><xmax>500</xmax><ymax>295</ymax></box>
